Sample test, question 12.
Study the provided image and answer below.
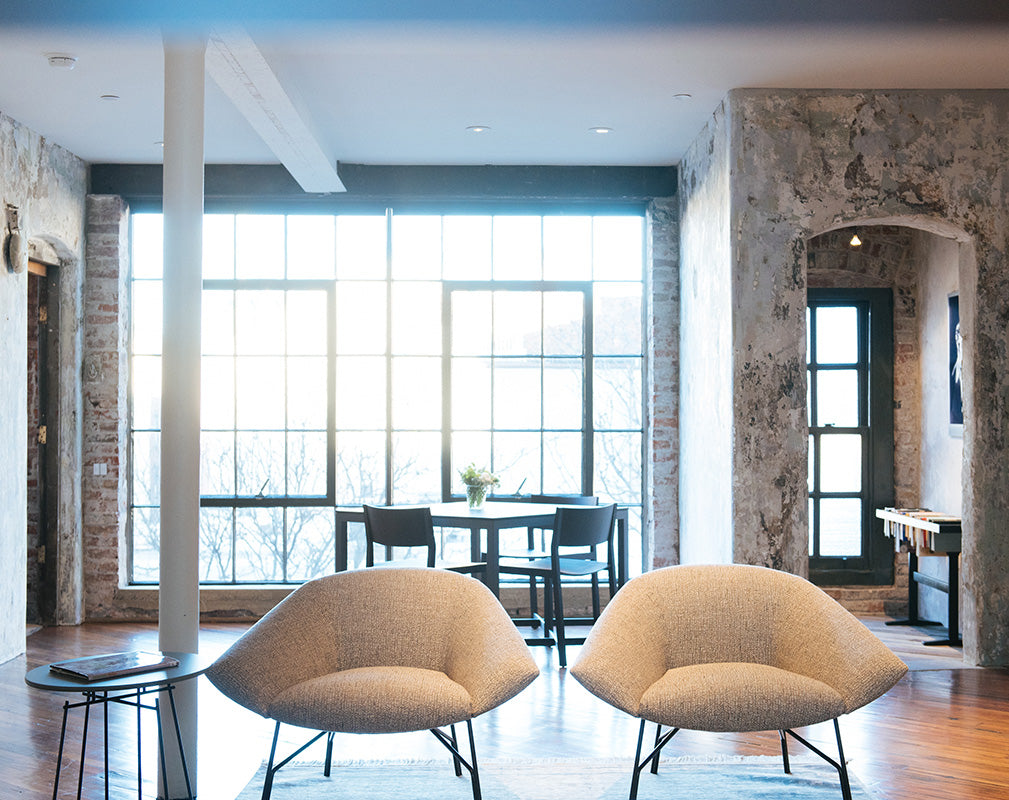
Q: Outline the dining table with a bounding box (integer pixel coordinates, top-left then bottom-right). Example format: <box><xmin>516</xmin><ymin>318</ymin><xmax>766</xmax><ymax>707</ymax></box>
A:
<box><xmin>335</xmin><ymin>500</ymin><xmax>631</xmax><ymax>598</ymax></box>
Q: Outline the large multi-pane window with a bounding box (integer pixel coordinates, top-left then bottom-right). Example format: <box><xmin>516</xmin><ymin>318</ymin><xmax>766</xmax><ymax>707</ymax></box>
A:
<box><xmin>130</xmin><ymin>211</ymin><xmax>644</xmax><ymax>584</ymax></box>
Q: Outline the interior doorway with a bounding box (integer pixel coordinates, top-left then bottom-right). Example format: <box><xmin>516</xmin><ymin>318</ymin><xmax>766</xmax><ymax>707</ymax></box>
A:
<box><xmin>26</xmin><ymin>260</ymin><xmax>58</xmax><ymax>625</ymax></box>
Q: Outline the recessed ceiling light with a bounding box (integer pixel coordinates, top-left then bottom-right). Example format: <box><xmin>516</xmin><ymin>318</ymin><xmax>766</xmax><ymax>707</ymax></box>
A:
<box><xmin>589</xmin><ymin>126</ymin><xmax>613</xmax><ymax>134</ymax></box>
<box><xmin>466</xmin><ymin>125</ymin><xmax>491</xmax><ymax>133</ymax></box>
<box><xmin>154</xmin><ymin>140</ymin><xmax>164</xmax><ymax>147</ymax></box>
<box><xmin>673</xmin><ymin>93</ymin><xmax>693</xmax><ymax>101</ymax></box>
<box><xmin>100</xmin><ymin>94</ymin><xmax>120</xmax><ymax>102</ymax></box>
<box><xmin>46</xmin><ymin>53</ymin><xmax>78</xmax><ymax>69</ymax></box>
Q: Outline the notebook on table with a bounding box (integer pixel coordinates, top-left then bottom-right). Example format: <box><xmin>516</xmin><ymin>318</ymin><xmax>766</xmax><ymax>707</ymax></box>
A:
<box><xmin>49</xmin><ymin>651</ymin><xmax>180</xmax><ymax>682</ymax></box>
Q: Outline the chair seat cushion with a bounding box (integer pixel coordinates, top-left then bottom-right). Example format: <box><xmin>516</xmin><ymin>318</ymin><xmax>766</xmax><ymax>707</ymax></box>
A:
<box><xmin>639</xmin><ymin>662</ymin><xmax>845</xmax><ymax>732</ymax></box>
<box><xmin>500</xmin><ymin>556</ymin><xmax>608</xmax><ymax>576</ymax></box>
<box><xmin>267</xmin><ymin>666</ymin><xmax>473</xmax><ymax>734</ymax></box>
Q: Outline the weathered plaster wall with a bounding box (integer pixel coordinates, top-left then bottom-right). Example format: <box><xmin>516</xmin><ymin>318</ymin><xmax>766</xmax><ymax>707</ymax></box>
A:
<box><xmin>713</xmin><ymin>88</ymin><xmax>1009</xmax><ymax>665</ymax></box>
<box><xmin>647</xmin><ymin>198</ymin><xmax>679</xmax><ymax>568</ymax></box>
<box><xmin>678</xmin><ymin>99</ymin><xmax>734</xmax><ymax>565</ymax></box>
<box><xmin>0</xmin><ymin>110</ymin><xmax>86</xmax><ymax>663</ymax></box>
<box><xmin>917</xmin><ymin>230</ymin><xmax>964</xmax><ymax>626</ymax></box>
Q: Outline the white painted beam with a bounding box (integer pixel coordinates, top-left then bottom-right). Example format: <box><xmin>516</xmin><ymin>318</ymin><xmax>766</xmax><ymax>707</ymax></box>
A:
<box><xmin>206</xmin><ymin>28</ymin><xmax>345</xmax><ymax>193</ymax></box>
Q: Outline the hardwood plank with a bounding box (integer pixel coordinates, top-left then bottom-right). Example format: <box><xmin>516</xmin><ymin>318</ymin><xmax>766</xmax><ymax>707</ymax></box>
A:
<box><xmin>2</xmin><ymin>618</ymin><xmax>1007</xmax><ymax>799</ymax></box>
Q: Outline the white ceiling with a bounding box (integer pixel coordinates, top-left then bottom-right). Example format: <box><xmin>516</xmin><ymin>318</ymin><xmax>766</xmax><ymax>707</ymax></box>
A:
<box><xmin>1</xmin><ymin>4</ymin><xmax>1009</xmax><ymax>174</ymax></box>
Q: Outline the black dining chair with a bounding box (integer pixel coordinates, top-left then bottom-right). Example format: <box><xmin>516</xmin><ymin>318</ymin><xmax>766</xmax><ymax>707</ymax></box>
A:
<box><xmin>363</xmin><ymin>505</ymin><xmax>486</xmax><ymax>576</ymax></box>
<box><xmin>490</xmin><ymin>494</ymin><xmax>598</xmax><ymax>629</ymax></box>
<box><xmin>497</xmin><ymin>503</ymin><xmax>617</xmax><ymax>667</ymax></box>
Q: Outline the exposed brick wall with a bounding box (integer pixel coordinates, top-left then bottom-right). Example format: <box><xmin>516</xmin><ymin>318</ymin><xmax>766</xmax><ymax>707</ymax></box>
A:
<box><xmin>647</xmin><ymin>198</ymin><xmax>679</xmax><ymax>569</ymax></box>
<box><xmin>82</xmin><ymin>196</ymin><xmax>132</xmax><ymax>619</ymax></box>
<box><xmin>808</xmin><ymin>225</ymin><xmax>916</xmax><ymax>614</ymax></box>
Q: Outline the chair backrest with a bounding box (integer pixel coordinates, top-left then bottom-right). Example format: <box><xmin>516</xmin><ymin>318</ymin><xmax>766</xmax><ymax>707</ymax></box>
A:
<box><xmin>530</xmin><ymin>493</ymin><xmax>598</xmax><ymax>505</ymax></box>
<box><xmin>363</xmin><ymin>505</ymin><xmax>436</xmax><ymax>567</ymax></box>
<box><xmin>552</xmin><ymin>503</ymin><xmax>616</xmax><ymax>551</ymax></box>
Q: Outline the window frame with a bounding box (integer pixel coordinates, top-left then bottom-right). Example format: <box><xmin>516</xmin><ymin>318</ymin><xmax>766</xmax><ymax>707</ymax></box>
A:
<box><xmin>807</xmin><ymin>288</ymin><xmax>895</xmax><ymax>585</ymax></box>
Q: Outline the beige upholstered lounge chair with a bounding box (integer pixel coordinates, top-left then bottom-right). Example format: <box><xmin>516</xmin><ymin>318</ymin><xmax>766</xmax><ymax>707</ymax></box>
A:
<box><xmin>207</xmin><ymin>568</ymin><xmax>539</xmax><ymax>800</ymax></box>
<box><xmin>571</xmin><ymin>564</ymin><xmax>907</xmax><ymax>800</ymax></box>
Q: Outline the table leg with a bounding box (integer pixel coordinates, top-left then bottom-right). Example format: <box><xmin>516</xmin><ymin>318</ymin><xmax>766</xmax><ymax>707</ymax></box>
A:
<box><xmin>484</xmin><ymin>524</ymin><xmax>499</xmax><ymax>597</ymax></box>
<box><xmin>53</xmin><ymin>700</ymin><xmax>70</xmax><ymax>800</ymax></box>
<box><xmin>136</xmin><ymin>689</ymin><xmax>143</xmax><ymax>800</ymax></box>
<box><xmin>336</xmin><ymin>517</ymin><xmax>349</xmax><ymax>572</ymax></box>
<box><xmin>166</xmin><ymin>685</ymin><xmax>195</xmax><ymax>800</ymax></box>
<box><xmin>155</xmin><ymin>696</ymin><xmax>169</xmax><ymax>798</ymax></box>
<box><xmin>103</xmin><ymin>691</ymin><xmax>110</xmax><ymax>800</ymax></box>
<box><xmin>77</xmin><ymin>694</ymin><xmax>91</xmax><ymax>800</ymax></box>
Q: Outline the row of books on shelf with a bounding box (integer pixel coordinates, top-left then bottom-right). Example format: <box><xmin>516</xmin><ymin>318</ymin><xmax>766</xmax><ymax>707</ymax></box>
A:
<box><xmin>877</xmin><ymin>507</ymin><xmax>962</xmax><ymax>555</ymax></box>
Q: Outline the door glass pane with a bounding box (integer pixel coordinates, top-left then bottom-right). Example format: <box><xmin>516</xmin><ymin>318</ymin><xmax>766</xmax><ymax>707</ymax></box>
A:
<box><xmin>819</xmin><ymin>498</ymin><xmax>862</xmax><ymax>556</ymax></box>
<box><xmin>816</xmin><ymin>370</ymin><xmax>859</xmax><ymax>427</ymax></box>
<box><xmin>236</xmin><ymin>292</ymin><xmax>285</xmax><ymax>355</ymax></box>
<box><xmin>235</xmin><ymin>357</ymin><xmax>285</xmax><ymax>429</ymax></box>
<box><xmin>494</xmin><ymin>358</ymin><xmax>540</xmax><ymax>428</ymax></box>
<box><xmin>815</xmin><ymin>306</ymin><xmax>858</xmax><ymax>363</ymax></box>
<box><xmin>543</xmin><ymin>292</ymin><xmax>583</xmax><ymax>355</ymax></box>
<box><xmin>452</xmin><ymin>358</ymin><xmax>491</xmax><ymax>429</ymax></box>
<box><xmin>494</xmin><ymin>292</ymin><xmax>541</xmax><ymax>355</ymax></box>
<box><xmin>336</xmin><ymin>282</ymin><xmax>386</xmax><ymax>355</ymax></box>
<box><xmin>595</xmin><ymin>283</ymin><xmax>642</xmax><ymax>354</ymax></box>
<box><xmin>819</xmin><ymin>434</ymin><xmax>862</xmax><ymax>492</ymax></box>
<box><xmin>451</xmin><ymin>292</ymin><xmax>492</xmax><ymax>356</ymax></box>
<box><xmin>391</xmin><ymin>282</ymin><xmax>440</xmax><ymax>355</ymax></box>
<box><xmin>392</xmin><ymin>356</ymin><xmax>441</xmax><ymax>429</ymax></box>
<box><xmin>543</xmin><ymin>359</ymin><xmax>582</xmax><ymax>429</ymax></box>
<box><xmin>595</xmin><ymin>357</ymin><xmax>642</xmax><ymax>429</ymax></box>
<box><xmin>202</xmin><ymin>291</ymin><xmax>234</xmax><ymax>355</ymax></box>
<box><xmin>287</xmin><ymin>292</ymin><xmax>327</xmax><ymax>355</ymax></box>
<box><xmin>335</xmin><ymin>356</ymin><xmax>385</xmax><ymax>428</ymax></box>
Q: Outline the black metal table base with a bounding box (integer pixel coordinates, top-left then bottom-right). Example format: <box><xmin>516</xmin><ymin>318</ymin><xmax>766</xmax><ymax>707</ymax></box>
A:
<box><xmin>52</xmin><ymin>683</ymin><xmax>194</xmax><ymax>800</ymax></box>
<box><xmin>886</xmin><ymin>549</ymin><xmax>961</xmax><ymax>647</ymax></box>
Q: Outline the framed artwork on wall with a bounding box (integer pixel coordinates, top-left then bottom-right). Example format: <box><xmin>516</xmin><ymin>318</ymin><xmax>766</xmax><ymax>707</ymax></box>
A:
<box><xmin>949</xmin><ymin>293</ymin><xmax>963</xmax><ymax>433</ymax></box>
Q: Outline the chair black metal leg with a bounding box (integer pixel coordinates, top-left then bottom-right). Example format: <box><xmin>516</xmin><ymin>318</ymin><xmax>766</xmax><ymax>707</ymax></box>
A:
<box><xmin>784</xmin><ymin>719</ymin><xmax>852</xmax><ymax>800</ymax></box>
<box><xmin>430</xmin><ymin>719</ymin><xmax>482</xmax><ymax>800</ymax></box>
<box><xmin>449</xmin><ymin>723</ymin><xmax>463</xmax><ymax>776</ymax></box>
<box><xmin>324</xmin><ymin>732</ymin><xmax>335</xmax><ymax>777</ymax></box>
<box><xmin>650</xmin><ymin>724</ymin><xmax>661</xmax><ymax>774</ymax></box>
<box><xmin>778</xmin><ymin>730</ymin><xmax>791</xmax><ymax>773</ymax></box>
<box><xmin>629</xmin><ymin>719</ymin><xmax>680</xmax><ymax>800</ymax></box>
<box><xmin>591</xmin><ymin>574</ymin><xmax>601</xmax><ymax>620</ymax></box>
<box><xmin>261</xmin><ymin>722</ymin><xmax>281</xmax><ymax>800</ymax></box>
<box><xmin>552</xmin><ymin>575</ymin><xmax>567</xmax><ymax>667</ymax></box>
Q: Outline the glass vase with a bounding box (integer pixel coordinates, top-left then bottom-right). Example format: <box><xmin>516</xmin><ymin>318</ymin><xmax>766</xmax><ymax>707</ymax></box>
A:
<box><xmin>466</xmin><ymin>484</ymin><xmax>487</xmax><ymax>509</ymax></box>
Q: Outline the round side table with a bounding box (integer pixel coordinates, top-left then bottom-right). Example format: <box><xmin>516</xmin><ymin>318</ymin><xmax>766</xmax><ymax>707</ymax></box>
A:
<box><xmin>26</xmin><ymin>652</ymin><xmax>214</xmax><ymax>800</ymax></box>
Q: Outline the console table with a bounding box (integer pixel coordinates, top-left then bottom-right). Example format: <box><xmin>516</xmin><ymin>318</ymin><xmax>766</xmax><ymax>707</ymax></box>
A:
<box><xmin>876</xmin><ymin>507</ymin><xmax>962</xmax><ymax>647</ymax></box>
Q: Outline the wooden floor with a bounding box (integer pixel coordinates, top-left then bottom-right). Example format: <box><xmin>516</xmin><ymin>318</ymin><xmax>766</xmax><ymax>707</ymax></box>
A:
<box><xmin>3</xmin><ymin>617</ymin><xmax>1009</xmax><ymax>800</ymax></box>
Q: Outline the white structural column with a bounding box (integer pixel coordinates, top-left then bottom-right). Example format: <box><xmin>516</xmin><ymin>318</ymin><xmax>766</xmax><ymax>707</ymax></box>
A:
<box><xmin>159</xmin><ymin>37</ymin><xmax>205</xmax><ymax>799</ymax></box>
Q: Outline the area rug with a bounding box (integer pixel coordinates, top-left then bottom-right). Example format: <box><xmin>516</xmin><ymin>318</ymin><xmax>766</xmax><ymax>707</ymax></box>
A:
<box><xmin>234</xmin><ymin>756</ymin><xmax>879</xmax><ymax>799</ymax></box>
